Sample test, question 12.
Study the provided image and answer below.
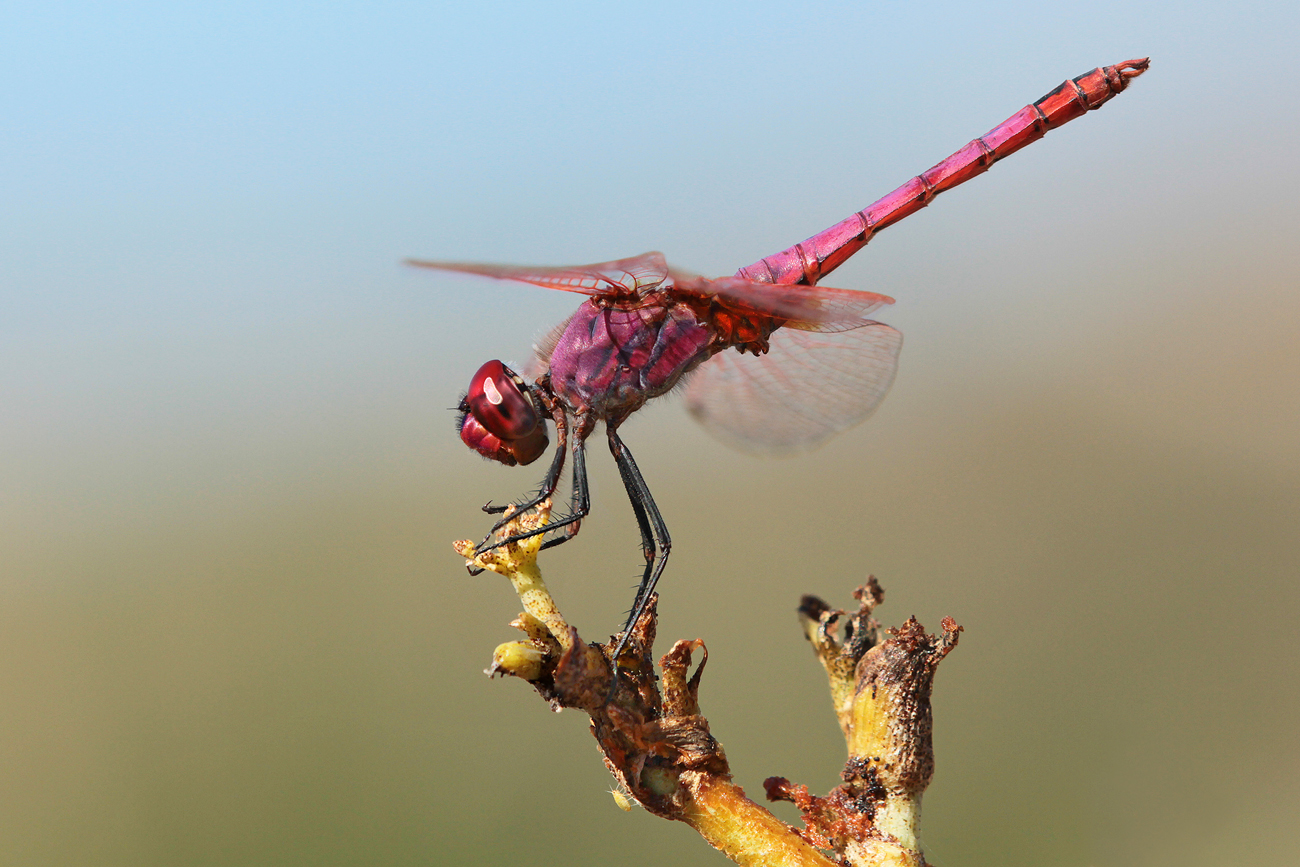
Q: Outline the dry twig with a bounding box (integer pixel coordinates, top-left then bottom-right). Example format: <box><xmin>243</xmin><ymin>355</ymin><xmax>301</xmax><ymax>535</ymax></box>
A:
<box><xmin>455</xmin><ymin>502</ymin><xmax>961</xmax><ymax>867</ymax></box>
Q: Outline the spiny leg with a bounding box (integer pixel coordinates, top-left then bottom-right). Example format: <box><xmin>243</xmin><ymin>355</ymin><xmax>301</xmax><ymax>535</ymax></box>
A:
<box><xmin>606</xmin><ymin>426</ymin><xmax>671</xmax><ymax>663</ymax></box>
<box><xmin>482</xmin><ymin>393</ymin><xmax>570</xmax><ymax>529</ymax></box>
<box><xmin>475</xmin><ymin>431</ymin><xmax>591</xmax><ymax>555</ymax></box>
<box><xmin>540</xmin><ymin>438</ymin><xmax>589</xmax><ymax>552</ymax></box>
<box><xmin>481</xmin><ymin>427</ymin><xmax>566</xmax><ymax>528</ymax></box>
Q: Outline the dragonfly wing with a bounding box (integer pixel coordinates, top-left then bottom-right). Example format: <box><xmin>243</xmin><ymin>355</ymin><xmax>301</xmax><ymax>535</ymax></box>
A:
<box><xmin>683</xmin><ymin>323</ymin><xmax>902</xmax><ymax>454</ymax></box>
<box><xmin>406</xmin><ymin>251</ymin><xmax>669</xmax><ymax>295</ymax></box>
<box><xmin>693</xmin><ymin>276</ymin><xmax>895</xmax><ymax>333</ymax></box>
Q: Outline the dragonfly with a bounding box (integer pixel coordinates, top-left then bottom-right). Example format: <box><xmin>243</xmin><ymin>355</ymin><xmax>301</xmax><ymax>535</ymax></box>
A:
<box><xmin>413</xmin><ymin>58</ymin><xmax>1149</xmax><ymax>661</ymax></box>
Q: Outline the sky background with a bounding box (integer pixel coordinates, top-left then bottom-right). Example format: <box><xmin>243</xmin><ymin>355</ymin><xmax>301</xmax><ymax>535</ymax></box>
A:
<box><xmin>3</xmin><ymin>2</ymin><xmax>1298</xmax><ymax>865</ymax></box>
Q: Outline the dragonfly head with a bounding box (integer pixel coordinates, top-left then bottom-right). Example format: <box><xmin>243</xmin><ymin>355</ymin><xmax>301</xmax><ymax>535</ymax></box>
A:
<box><xmin>457</xmin><ymin>360</ymin><xmax>549</xmax><ymax>466</ymax></box>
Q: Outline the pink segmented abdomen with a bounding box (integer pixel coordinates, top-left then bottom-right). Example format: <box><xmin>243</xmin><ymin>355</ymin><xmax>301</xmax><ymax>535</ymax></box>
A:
<box><xmin>737</xmin><ymin>58</ymin><xmax>1150</xmax><ymax>287</ymax></box>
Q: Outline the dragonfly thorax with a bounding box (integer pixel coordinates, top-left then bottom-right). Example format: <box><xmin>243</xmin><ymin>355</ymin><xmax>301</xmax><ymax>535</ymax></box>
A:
<box><xmin>547</xmin><ymin>299</ymin><xmax>712</xmax><ymax>422</ymax></box>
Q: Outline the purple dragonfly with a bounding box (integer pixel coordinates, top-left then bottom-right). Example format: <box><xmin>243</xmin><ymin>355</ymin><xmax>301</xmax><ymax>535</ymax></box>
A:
<box><xmin>413</xmin><ymin>58</ymin><xmax>1149</xmax><ymax>659</ymax></box>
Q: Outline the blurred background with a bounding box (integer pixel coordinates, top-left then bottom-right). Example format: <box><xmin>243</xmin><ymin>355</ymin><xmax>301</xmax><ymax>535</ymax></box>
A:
<box><xmin>3</xmin><ymin>1</ymin><xmax>1297</xmax><ymax>865</ymax></box>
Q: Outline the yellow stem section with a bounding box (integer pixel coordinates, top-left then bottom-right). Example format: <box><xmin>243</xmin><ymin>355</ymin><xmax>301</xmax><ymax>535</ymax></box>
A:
<box><xmin>679</xmin><ymin>776</ymin><xmax>838</xmax><ymax>867</ymax></box>
<box><xmin>849</xmin><ymin>686</ymin><xmax>921</xmax><ymax>851</ymax></box>
<box><xmin>502</xmin><ymin>560</ymin><xmax>572</xmax><ymax>652</ymax></box>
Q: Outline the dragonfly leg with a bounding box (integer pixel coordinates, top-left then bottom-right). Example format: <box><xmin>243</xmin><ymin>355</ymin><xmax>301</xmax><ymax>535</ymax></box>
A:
<box><xmin>478</xmin><ymin>385</ymin><xmax>569</xmax><ymax>530</ymax></box>
<box><xmin>540</xmin><ymin>438</ymin><xmax>590</xmax><ymax>551</ymax></box>
<box><xmin>475</xmin><ymin>431</ymin><xmax>591</xmax><ymax>555</ymax></box>
<box><xmin>483</xmin><ymin>428</ymin><xmax>567</xmax><ymax>529</ymax></box>
<box><xmin>606</xmin><ymin>427</ymin><xmax>670</xmax><ymax>663</ymax></box>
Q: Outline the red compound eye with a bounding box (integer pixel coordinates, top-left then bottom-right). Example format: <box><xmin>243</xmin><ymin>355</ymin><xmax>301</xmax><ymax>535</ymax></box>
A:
<box><xmin>465</xmin><ymin>360</ymin><xmax>540</xmax><ymax>441</ymax></box>
<box><xmin>458</xmin><ymin>361</ymin><xmax>548</xmax><ymax>466</ymax></box>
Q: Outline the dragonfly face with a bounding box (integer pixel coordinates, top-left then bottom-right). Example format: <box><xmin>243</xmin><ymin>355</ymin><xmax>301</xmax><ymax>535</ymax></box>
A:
<box><xmin>457</xmin><ymin>359</ymin><xmax>549</xmax><ymax>467</ymax></box>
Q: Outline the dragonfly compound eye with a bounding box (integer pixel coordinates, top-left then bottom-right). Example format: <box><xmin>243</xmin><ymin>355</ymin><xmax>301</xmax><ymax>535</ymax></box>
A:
<box><xmin>459</xmin><ymin>360</ymin><xmax>549</xmax><ymax>466</ymax></box>
<box><xmin>466</xmin><ymin>360</ymin><xmax>541</xmax><ymax>440</ymax></box>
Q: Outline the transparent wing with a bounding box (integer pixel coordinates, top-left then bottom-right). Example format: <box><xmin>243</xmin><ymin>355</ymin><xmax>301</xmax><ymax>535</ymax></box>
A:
<box><xmin>670</xmin><ymin>273</ymin><xmax>894</xmax><ymax>332</ymax></box>
<box><xmin>406</xmin><ymin>251</ymin><xmax>669</xmax><ymax>295</ymax></box>
<box><xmin>683</xmin><ymin>322</ymin><xmax>902</xmax><ymax>454</ymax></box>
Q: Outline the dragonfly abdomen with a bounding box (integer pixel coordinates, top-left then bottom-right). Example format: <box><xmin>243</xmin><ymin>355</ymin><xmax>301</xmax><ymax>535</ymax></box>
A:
<box><xmin>738</xmin><ymin>58</ymin><xmax>1150</xmax><ymax>288</ymax></box>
